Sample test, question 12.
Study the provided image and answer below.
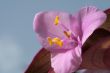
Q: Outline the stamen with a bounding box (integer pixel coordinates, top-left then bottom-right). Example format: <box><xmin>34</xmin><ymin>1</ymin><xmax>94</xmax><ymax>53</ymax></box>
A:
<box><xmin>47</xmin><ymin>37</ymin><xmax>53</xmax><ymax>46</ymax></box>
<box><xmin>53</xmin><ymin>37</ymin><xmax>63</xmax><ymax>47</ymax></box>
<box><xmin>54</xmin><ymin>16</ymin><xmax>59</xmax><ymax>25</ymax></box>
<box><xmin>47</xmin><ymin>37</ymin><xmax>63</xmax><ymax>47</ymax></box>
<box><xmin>64</xmin><ymin>31</ymin><xmax>71</xmax><ymax>38</ymax></box>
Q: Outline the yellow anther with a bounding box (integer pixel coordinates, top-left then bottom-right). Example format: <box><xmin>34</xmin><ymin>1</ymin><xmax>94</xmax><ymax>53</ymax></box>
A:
<box><xmin>47</xmin><ymin>37</ymin><xmax>53</xmax><ymax>46</ymax></box>
<box><xmin>54</xmin><ymin>16</ymin><xmax>59</xmax><ymax>25</ymax></box>
<box><xmin>53</xmin><ymin>37</ymin><xmax>63</xmax><ymax>47</ymax></box>
<box><xmin>47</xmin><ymin>37</ymin><xmax>63</xmax><ymax>47</ymax></box>
<box><xmin>64</xmin><ymin>31</ymin><xmax>71</xmax><ymax>38</ymax></box>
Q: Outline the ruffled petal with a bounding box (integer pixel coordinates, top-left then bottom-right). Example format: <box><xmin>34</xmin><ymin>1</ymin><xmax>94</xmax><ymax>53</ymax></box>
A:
<box><xmin>70</xmin><ymin>6</ymin><xmax>107</xmax><ymax>44</ymax></box>
<box><xmin>51</xmin><ymin>45</ymin><xmax>82</xmax><ymax>73</ymax></box>
<box><xmin>81</xmin><ymin>6</ymin><xmax>107</xmax><ymax>44</ymax></box>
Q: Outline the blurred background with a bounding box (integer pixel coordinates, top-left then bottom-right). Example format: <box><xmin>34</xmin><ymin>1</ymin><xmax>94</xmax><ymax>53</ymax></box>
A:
<box><xmin>0</xmin><ymin>0</ymin><xmax>110</xmax><ymax>73</ymax></box>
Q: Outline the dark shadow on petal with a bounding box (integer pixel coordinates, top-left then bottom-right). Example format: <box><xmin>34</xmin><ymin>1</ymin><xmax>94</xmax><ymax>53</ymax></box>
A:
<box><xmin>82</xmin><ymin>28</ymin><xmax>110</xmax><ymax>53</ymax></box>
<box><xmin>25</xmin><ymin>48</ymin><xmax>51</xmax><ymax>73</ymax></box>
<box><xmin>101</xmin><ymin>8</ymin><xmax>110</xmax><ymax>32</ymax></box>
<box><xmin>81</xmin><ymin>36</ymin><xmax>110</xmax><ymax>69</ymax></box>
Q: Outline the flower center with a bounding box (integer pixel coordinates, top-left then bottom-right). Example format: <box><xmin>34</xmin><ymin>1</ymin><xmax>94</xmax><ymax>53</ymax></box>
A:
<box><xmin>54</xmin><ymin>16</ymin><xmax>59</xmax><ymax>25</ymax></box>
<box><xmin>47</xmin><ymin>37</ymin><xmax>63</xmax><ymax>47</ymax></box>
<box><xmin>47</xmin><ymin>16</ymin><xmax>73</xmax><ymax>48</ymax></box>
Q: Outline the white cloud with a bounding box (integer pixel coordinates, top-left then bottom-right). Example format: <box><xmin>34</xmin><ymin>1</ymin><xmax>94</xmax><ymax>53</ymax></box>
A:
<box><xmin>0</xmin><ymin>36</ymin><xmax>23</xmax><ymax>73</ymax></box>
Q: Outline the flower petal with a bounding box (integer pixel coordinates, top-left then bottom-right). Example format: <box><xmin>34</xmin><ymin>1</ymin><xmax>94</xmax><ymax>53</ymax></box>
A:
<box><xmin>70</xmin><ymin>6</ymin><xmax>107</xmax><ymax>44</ymax></box>
<box><xmin>51</xmin><ymin>45</ymin><xmax>82</xmax><ymax>73</ymax></box>
<box><xmin>33</xmin><ymin>11</ymin><xmax>72</xmax><ymax>49</ymax></box>
<box><xmin>81</xmin><ymin>7</ymin><xmax>107</xmax><ymax>44</ymax></box>
<box><xmin>33</xmin><ymin>11</ymin><xmax>72</xmax><ymax>39</ymax></box>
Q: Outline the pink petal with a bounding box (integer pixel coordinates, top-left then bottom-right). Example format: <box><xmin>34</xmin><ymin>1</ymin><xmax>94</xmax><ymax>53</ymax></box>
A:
<box><xmin>33</xmin><ymin>11</ymin><xmax>72</xmax><ymax>39</ymax></box>
<box><xmin>51</xmin><ymin>46</ymin><xmax>82</xmax><ymax>73</ymax></box>
<box><xmin>33</xmin><ymin>11</ymin><xmax>72</xmax><ymax>49</ymax></box>
<box><xmin>81</xmin><ymin>7</ymin><xmax>107</xmax><ymax>44</ymax></box>
<box><xmin>70</xmin><ymin>6</ymin><xmax>107</xmax><ymax>44</ymax></box>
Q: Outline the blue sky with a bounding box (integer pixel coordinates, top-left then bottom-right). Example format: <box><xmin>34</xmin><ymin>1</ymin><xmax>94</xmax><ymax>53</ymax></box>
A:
<box><xmin>0</xmin><ymin>0</ymin><xmax>110</xmax><ymax>73</ymax></box>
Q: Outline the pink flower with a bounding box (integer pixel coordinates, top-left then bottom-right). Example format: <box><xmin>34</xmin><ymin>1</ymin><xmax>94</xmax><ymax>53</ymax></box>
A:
<box><xmin>33</xmin><ymin>6</ymin><xmax>106</xmax><ymax>73</ymax></box>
